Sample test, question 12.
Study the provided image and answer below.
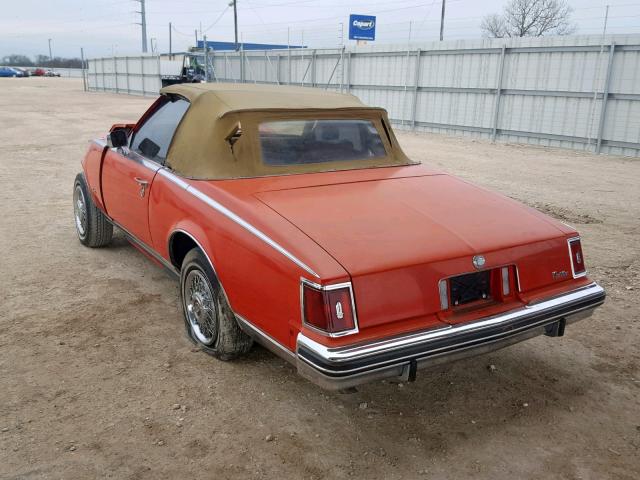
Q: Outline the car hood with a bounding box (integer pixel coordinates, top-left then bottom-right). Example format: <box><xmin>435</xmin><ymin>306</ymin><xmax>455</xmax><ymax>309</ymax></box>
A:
<box><xmin>255</xmin><ymin>174</ymin><xmax>566</xmax><ymax>276</ymax></box>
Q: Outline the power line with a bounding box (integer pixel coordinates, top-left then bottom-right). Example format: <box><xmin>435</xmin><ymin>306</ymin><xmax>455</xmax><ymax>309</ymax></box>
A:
<box><xmin>203</xmin><ymin>5</ymin><xmax>231</xmax><ymax>32</ymax></box>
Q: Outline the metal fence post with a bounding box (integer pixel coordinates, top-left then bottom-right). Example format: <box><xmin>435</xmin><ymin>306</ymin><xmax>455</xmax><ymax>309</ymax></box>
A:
<box><xmin>156</xmin><ymin>54</ymin><xmax>161</xmax><ymax>90</ymax></box>
<box><xmin>264</xmin><ymin>50</ymin><xmax>268</xmax><ymax>83</ymax></box>
<box><xmin>340</xmin><ymin>46</ymin><xmax>345</xmax><ymax>92</ymax></box>
<box><xmin>141</xmin><ymin>55</ymin><xmax>145</xmax><ymax>94</ymax></box>
<box><xmin>245</xmin><ymin>53</ymin><xmax>258</xmax><ymax>84</ymax></box>
<box><xmin>101</xmin><ymin>57</ymin><xmax>105</xmax><ymax>92</ymax></box>
<box><xmin>596</xmin><ymin>42</ymin><xmax>616</xmax><ymax>154</ymax></box>
<box><xmin>277</xmin><ymin>54</ymin><xmax>281</xmax><ymax>84</ymax></box>
<box><xmin>210</xmin><ymin>53</ymin><xmax>218</xmax><ymax>82</ymax></box>
<box><xmin>265</xmin><ymin>51</ymin><xmax>278</xmax><ymax>85</ymax></box>
<box><xmin>491</xmin><ymin>45</ymin><xmax>507</xmax><ymax>142</ymax></box>
<box><xmin>288</xmin><ymin>47</ymin><xmax>292</xmax><ymax>84</ymax></box>
<box><xmin>345</xmin><ymin>50</ymin><xmax>351</xmax><ymax>93</ymax></box>
<box><xmin>223</xmin><ymin>52</ymin><xmax>227</xmax><ymax>80</ymax></box>
<box><xmin>240</xmin><ymin>49</ymin><xmax>245</xmax><ymax>83</ymax></box>
<box><xmin>114</xmin><ymin>57</ymin><xmax>119</xmax><ymax>94</ymax></box>
<box><xmin>402</xmin><ymin>46</ymin><xmax>412</xmax><ymax>126</ymax></box>
<box><xmin>410</xmin><ymin>49</ymin><xmax>422</xmax><ymax>130</ymax></box>
<box><xmin>125</xmin><ymin>57</ymin><xmax>130</xmax><ymax>94</ymax></box>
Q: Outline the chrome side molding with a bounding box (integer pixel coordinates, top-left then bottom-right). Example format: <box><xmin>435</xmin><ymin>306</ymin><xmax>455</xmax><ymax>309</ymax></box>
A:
<box><xmin>235</xmin><ymin>314</ymin><xmax>296</xmax><ymax>363</ymax></box>
<box><xmin>158</xmin><ymin>168</ymin><xmax>320</xmax><ymax>278</ymax></box>
<box><xmin>108</xmin><ymin>217</ymin><xmax>179</xmax><ymax>277</ymax></box>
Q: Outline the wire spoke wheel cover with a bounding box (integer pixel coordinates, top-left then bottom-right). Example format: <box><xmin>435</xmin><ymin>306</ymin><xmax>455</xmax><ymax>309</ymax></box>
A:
<box><xmin>184</xmin><ymin>269</ymin><xmax>218</xmax><ymax>345</ymax></box>
<box><xmin>73</xmin><ymin>185</ymin><xmax>87</xmax><ymax>238</ymax></box>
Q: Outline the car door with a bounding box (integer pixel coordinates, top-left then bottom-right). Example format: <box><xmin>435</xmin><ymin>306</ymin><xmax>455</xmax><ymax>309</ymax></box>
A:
<box><xmin>101</xmin><ymin>96</ymin><xmax>190</xmax><ymax>246</ymax></box>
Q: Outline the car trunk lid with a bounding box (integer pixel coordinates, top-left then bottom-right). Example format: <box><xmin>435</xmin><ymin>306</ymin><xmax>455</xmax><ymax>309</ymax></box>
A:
<box><xmin>255</xmin><ymin>174</ymin><xmax>570</xmax><ymax>329</ymax></box>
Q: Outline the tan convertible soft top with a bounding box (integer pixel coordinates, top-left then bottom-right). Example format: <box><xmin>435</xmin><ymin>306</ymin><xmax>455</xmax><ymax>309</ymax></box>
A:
<box><xmin>160</xmin><ymin>83</ymin><xmax>413</xmax><ymax>179</ymax></box>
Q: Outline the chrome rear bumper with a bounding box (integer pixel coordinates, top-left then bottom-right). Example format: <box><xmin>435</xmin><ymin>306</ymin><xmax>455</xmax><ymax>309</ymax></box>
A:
<box><xmin>296</xmin><ymin>282</ymin><xmax>605</xmax><ymax>390</ymax></box>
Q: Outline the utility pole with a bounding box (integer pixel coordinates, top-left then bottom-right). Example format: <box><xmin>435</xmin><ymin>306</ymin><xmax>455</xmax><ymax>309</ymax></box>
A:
<box><xmin>230</xmin><ymin>0</ymin><xmax>239</xmax><ymax>51</ymax></box>
<box><xmin>195</xmin><ymin>29</ymin><xmax>198</xmax><ymax>48</ymax></box>
<box><xmin>48</xmin><ymin>39</ymin><xmax>53</xmax><ymax>61</ymax></box>
<box><xmin>134</xmin><ymin>0</ymin><xmax>148</xmax><ymax>53</ymax></box>
<box><xmin>169</xmin><ymin>22</ymin><xmax>173</xmax><ymax>59</ymax></box>
<box><xmin>439</xmin><ymin>0</ymin><xmax>446</xmax><ymax>41</ymax></box>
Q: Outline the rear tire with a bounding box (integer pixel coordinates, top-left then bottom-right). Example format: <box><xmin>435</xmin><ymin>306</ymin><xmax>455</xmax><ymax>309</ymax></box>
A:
<box><xmin>73</xmin><ymin>173</ymin><xmax>113</xmax><ymax>247</ymax></box>
<box><xmin>180</xmin><ymin>248</ymin><xmax>253</xmax><ymax>360</ymax></box>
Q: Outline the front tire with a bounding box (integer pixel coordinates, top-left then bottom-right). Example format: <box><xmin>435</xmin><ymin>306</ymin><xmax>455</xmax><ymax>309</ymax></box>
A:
<box><xmin>180</xmin><ymin>248</ymin><xmax>253</xmax><ymax>360</ymax></box>
<box><xmin>73</xmin><ymin>173</ymin><xmax>113</xmax><ymax>247</ymax></box>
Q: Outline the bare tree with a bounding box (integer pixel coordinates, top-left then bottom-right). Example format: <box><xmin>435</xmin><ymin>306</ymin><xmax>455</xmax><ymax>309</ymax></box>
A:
<box><xmin>481</xmin><ymin>14</ymin><xmax>508</xmax><ymax>38</ymax></box>
<box><xmin>481</xmin><ymin>0</ymin><xmax>576</xmax><ymax>38</ymax></box>
<box><xmin>2</xmin><ymin>54</ymin><xmax>34</xmax><ymax>67</ymax></box>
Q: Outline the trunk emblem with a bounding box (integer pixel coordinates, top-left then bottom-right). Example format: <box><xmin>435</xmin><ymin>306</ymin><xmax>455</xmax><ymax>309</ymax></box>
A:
<box><xmin>552</xmin><ymin>270</ymin><xmax>569</xmax><ymax>280</ymax></box>
<box><xmin>335</xmin><ymin>302</ymin><xmax>344</xmax><ymax>320</ymax></box>
<box><xmin>472</xmin><ymin>255</ymin><xmax>486</xmax><ymax>269</ymax></box>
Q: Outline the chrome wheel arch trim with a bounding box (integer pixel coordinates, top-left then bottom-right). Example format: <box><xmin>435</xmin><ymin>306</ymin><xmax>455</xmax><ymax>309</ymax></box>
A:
<box><xmin>168</xmin><ymin>228</ymin><xmax>237</xmax><ymax>312</ymax></box>
<box><xmin>168</xmin><ymin>228</ymin><xmax>214</xmax><ymax>271</ymax></box>
<box><xmin>158</xmin><ymin>168</ymin><xmax>320</xmax><ymax>279</ymax></box>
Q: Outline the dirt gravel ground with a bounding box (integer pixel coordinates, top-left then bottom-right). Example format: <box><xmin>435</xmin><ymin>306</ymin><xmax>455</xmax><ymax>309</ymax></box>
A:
<box><xmin>0</xmin><ymin>78</ymin><xmax>638</xmax><ymax>480</ymax></box>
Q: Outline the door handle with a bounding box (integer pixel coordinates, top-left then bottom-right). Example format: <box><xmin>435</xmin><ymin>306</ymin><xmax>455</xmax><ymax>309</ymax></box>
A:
<box><xmin>134</xmin><ymin>177</ymin><xmax>149</xmax><ymax>197</ymax></box>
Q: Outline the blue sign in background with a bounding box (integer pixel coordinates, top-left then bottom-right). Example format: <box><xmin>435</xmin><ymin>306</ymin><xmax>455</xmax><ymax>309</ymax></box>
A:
<box><xmin>348</xmin><ymin>14</ymin><xmax>376</xmax><ymax>41</ymax></box>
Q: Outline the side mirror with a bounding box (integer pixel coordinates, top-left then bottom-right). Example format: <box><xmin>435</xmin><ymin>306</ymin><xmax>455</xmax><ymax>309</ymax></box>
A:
<box><xmin>107</xmin><ymin>128</ymin><xmax>128</xmax><ymax>149</ymax></box>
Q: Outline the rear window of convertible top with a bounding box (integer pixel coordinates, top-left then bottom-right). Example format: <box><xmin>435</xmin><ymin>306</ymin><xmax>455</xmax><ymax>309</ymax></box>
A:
<box><xmin>258</xmin><ymin>119</ymin><xmax>387</xmax><ymax>166</ymax></box>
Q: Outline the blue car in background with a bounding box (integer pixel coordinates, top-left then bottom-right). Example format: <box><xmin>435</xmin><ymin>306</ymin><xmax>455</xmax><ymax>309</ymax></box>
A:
<box><xmin>0</xmin><ymin>67</ymin><xmax>25</xmax><ymax>77</ymax></box>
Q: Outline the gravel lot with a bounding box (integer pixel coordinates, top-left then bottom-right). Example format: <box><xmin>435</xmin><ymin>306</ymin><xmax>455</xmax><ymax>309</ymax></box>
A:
<box><xmin>1</xmin><ymin>78</ymin><xmax>638</xmax><ymax>480</ymax></box>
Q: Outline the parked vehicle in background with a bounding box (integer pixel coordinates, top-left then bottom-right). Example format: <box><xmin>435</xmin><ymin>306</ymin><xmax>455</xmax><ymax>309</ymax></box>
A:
<box><xmin>12</xmin><ymin>67</ymin><xmax>30</xmax><ymax>77</ymax></box>
<box><xmin>161</xmin><ymin>53</ymin><xmax>206</xmax><ymax>87</ymax></box>
<box><xmin>73</xmin><ymin>83</ymin><xmax>605</xmax><ymax>390</ymax></box>
<box><xmin>0</xmin><ymin>67</ymin><xmax>22</xmax><ymax>77</ymax></box>
<box><xmin>29</xmin><ymin>68</ymin><xmax>60</xmax><ymax>77</ymax></box>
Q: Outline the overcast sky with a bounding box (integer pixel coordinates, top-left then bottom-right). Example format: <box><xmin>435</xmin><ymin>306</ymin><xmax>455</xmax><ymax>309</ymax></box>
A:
<box><xmin>1</xmin><ymin>0</ymin><xmax>639</xmax><ymax>59</ymax></box>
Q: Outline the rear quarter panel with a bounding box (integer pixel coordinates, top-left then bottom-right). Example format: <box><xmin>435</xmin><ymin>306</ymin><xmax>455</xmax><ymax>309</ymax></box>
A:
<box><xmin>81</xmin><ymin>140</ymin><xmax>107</xmax><ymax>210</ymax></box>
<box><xmin>147</xmin><ymin>172</ymin><xmax>349</xmax><ymax>351</ymax></box>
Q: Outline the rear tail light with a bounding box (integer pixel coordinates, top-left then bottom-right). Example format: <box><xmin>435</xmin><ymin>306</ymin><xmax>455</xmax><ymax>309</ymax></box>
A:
<box><xmin>568</xmin><ymin>237</ymin><xmax>586</xmax><ymax>277</ymax></box>
<box><xmin>301</xmin><ymin>280</ymin><xmax>358</xmax><ymax>336</ymax></box>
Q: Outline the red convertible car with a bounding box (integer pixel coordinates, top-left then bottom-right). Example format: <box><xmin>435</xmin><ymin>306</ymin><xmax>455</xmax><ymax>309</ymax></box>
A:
<box><xmin>74</xmin><ymin>83</ymin><xmax>605</xmax><ymax>390</ymax></box>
